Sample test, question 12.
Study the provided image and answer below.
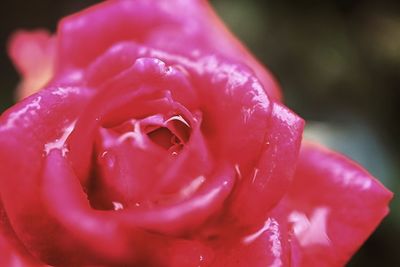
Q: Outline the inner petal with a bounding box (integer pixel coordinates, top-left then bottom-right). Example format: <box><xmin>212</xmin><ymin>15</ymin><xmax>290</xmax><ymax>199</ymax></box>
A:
<box><xmin>88</xmin><ymin>112</ymin><xmax>199</xmax><ymax>211</ymax></box>
<box><xmin>89</xmin><ymin>126</ymin><xmax>171</xmax><ymax>210</ymax></box>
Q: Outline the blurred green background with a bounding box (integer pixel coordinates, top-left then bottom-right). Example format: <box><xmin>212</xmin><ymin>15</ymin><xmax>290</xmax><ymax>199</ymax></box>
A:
<box><xmin>0</xmin><ymin>0</ymin><xmax>399</xmax><ymax>266</ymax></box>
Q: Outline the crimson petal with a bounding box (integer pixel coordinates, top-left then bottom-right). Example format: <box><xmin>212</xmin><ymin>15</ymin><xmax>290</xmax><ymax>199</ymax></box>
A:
<box><xmin>41</xmin><ymin>149</ymin><xmax>231</xmax><ymax>265</ymax></box>
<box><xmin>210</xmin><ymin>217</ymin><xmax>292</xmax><ymax>267</ymax></box>
<box><xmin>284</xmin><ymin>142</ymin><xmax>393</xmax><ymax>266</ymax></box>
<box><xmin>57</xmin><ymin>0</ymin><xmax>281</xmax><ymax>100</ymax></box>
<box><xmin>0</xmin><ymin>87</ymin><xmax>95</xmax><ymax>265</ymax></box>
<box><xmin>8</xmin><ymin>30</ymin><xmax>56</xmax><ymax>98</ymax></box>
<box><xmin>229</xmin><ymin>102</ymin><xmax>304</xmax><ymax>227</ymax></box>
<box><xmin>0</xmin><ymin>203</ymin><xmax>47</xmax><ymax>267</ymax></box>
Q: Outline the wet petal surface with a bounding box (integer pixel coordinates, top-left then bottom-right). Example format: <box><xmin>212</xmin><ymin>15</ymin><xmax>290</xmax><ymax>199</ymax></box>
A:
<box><xmin>284</xmin><ymin>142</ymin><xmax>393</xmax><ymax>267</ymax></box>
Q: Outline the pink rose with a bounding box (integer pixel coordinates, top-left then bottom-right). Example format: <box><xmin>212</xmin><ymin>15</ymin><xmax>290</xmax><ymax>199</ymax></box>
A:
<box><xmin>1</xmin><ymin>1</ymin><xmax>392</xmax><ymax>266</ymax></box>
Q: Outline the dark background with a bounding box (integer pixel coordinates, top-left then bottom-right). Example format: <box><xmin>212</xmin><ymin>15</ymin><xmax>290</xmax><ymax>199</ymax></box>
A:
<box><xmin>0</xmin><ymin>0</ymin><xmax>399</xmax><ymax>266</ymax></box>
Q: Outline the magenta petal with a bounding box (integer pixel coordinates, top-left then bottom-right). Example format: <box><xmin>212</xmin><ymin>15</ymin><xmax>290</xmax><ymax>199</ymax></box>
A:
<box><xmin>57</xmin><ymin>0</ymin><xmax>281</xmax><ymax>100</ymax></box>
<box><xmin>8</xmin><ymin>30</ymin><xmax>56</xmax><ymax>98</ymax></box>
<box><xmin>41</xmin><ymin>149</ymin><xmax>221</xmax><ymax>266</ymax></box>
<box><xmin>115</xmin><ymin>164</ymin><xmax>235</xmax><ymax>235</ymax></box>
<box><xmin>0</xmin><ymin>86</ymin><xmax>93</xmax><ymax>265</ymax></box>
<box><xmin>229</xmin><ymin>102</ymin><xmax>304</xmax><ymax>226</ymax></box>
<box><xmin>68</xmin><ymin>60</ymin><xmax>177</xmax><ymax>183</ymax></box>
<box><xmin>285</xmin><ymin>142</ymin><xmax>393</xmax><ymax>266</ymax></box>
<box><xmin>188</xmin><ymin>56</ymin><xmax>273</xmax><ymax>172</ymax></box>
<box><xmin>210</xmin><ymin>217</ymin><xmax>291</xmax><ymax>267</ymax></box>
<box><xmin>0</xmin><ymin>204</ymin><xmax>47</xmax><ymax>267</ymax></box>
<box><xmin>86</xmin><ymin>43</ymin><xmax>199</xmax><ymax>108</ymax></box>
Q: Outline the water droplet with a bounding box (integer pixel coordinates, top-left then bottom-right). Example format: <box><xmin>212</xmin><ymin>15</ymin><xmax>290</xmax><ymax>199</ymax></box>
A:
<box><xmin>112</xmin><ymin>201</ymin><xmax>124</xmax><ymax>211</ymax></box>
<box><xmin>234</xmin><ymin>164</ymin><xmax>242</xmax><ymax>180</ymax></box>
<box><xmin>99</xmin><ymin>151</ymin><xmax>116</xmax><ymax>169</ymax></box>
<box><xmin>251</xmin><ymin>168</ymin><xmax>259</xmax><ymax>183</ymax></box>
<box><xmin>198</xmin><ymin>255</ymin><xmax>205</xmax><ymax>267</ymax></box>
<box><xmin>43</xmin><ymin>120</ymin><xmax>76</xmax><ymax>156</ymax></box>
<box><xmin>242</xmin><ymin>218</ymin><xmax>271</xmax><ymax>244</ymax></box>
<box><xmin>165</xmin><ymin>66</ymin><xmax>173</xmax><ymax>73</ymax></box>
<box><xmin>100</xmin><ymin>151</ymin><xmax>108</xmax><ymax>159</ymax></box>
<box><xmin>180</xmin><ymin>175</ymin><xmax>206</xmax><ymax>198</ymax></box>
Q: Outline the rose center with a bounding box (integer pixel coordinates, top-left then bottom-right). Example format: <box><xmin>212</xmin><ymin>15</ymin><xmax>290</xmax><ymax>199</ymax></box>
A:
<box><xmin>147</xmin><ymin>127</ymin><xmax>182</xmax><ymax>151</ymax></box>
<box><xmin>89</xmin><ymin>114</ymin><xmax>193</xmax><ymax>210</ymax></box>
<box><xmin>145</xmin><ymin>115</ymin><xmax>191</xmax><ymax>153</ymax></box>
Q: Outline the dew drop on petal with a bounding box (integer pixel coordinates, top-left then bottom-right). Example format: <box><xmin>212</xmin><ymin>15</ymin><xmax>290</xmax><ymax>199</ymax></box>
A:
<box><xmin>251</xmin><ymin>168</ymin><xmax>259</xmax><ymax>183</ymax></box>
<box><xmin>112</xmin><ymin>201</ymin><xmax>124</xmax><ymax>211</ymax></box>
<box><xmin>242</xmin><ymin>218</ymin><xmax>272</xmax><ymax>245</ymax></box>
<box><xmin>44</xmin><ymin>120</ymin><xmax>76</xmax><ymax>156</ymax></box>
<box><xmin>235</xmin><ymin>163</ymin><xmax>242</xmax><ymax>180</ymax></box>
<box><xmin>180</xmin><ymin>175</ymin><xmax>206</xmax><ymax>198</ymax></box>
<box><xmin>99</xmin><ymin>150</ymin><xmax>116</xmax><ymax>169</ymax></box>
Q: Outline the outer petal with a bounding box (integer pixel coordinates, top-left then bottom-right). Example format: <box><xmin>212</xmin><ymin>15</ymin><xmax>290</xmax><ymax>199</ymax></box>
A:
<box><xmin>8</xmin><ymin>30</ymin><xmax>56</xmax><ymax>99</ymax></box>
<box><xmin>56</xmin><ymin>0</ymin><xmax>281</xmax><ymax>100</ymax></box>
<box><xmin>285</xmin><ymin>142</ymin><xmax>392</xmax><ymax>267</ymax></box>
<box><xmin>229</xmin><ymin>102</ymin><xmax>304</xmax><ymax>227</ymax></box>
<box><xmin>0</xmin><ymin>203</ymin><xmax>47</xmax><ymax>267</ymax></box>
<box><xmin>0</xmin><ymin>86</ymin><xmax>93</xmax><ymax>265</ymax></box>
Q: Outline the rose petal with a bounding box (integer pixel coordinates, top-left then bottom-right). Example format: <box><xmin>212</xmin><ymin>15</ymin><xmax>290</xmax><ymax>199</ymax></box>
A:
<box><xmin>0</xmin><ymin>203</ymin><xmax>47</xmax><ymax>267</ymax></box>
<box><xmin>284</xmin><ymin>142</ymin><xmax>393</xmax><ymax>266</ymax></box>
<box><xmin>85</xmin><ymin>43</ymin><xmax>198</xmax><ymax>108</ymax></box>
<box><xmin>0</xmin><ymin>86</ymin><xmax>93</xmax><ymax>265</ymax></box>
<box><xmin>210</xmin><ymin>217</ymin><xmax>292</xmax><ymax>267</ymax></box>
<box><xmin>8</xmin><ymin>30</ymin><xmax>56</xmax><ymax>99</ymax></box>
<box><xmin>92</xmin><ymin>125</ymin><xmax>171</xmax><ymax>208</ymax></box>
<box><xmin>115</xmin><ymin>163</ymin><xmax>235</xmax><ymax>235</ymax></box>
<box><xmin>186</xmin><ymin>55</ymin><xmax>273</xmax><ymax>174</ymax></box>
<box><xmin>96</xmin><ymin>48</ymin><xmax>274</xmax><ymax>173</ymax></box>
<box><xmin>68</xmin><ymin>57</ymin><xmax>198</xmax><ymax>185</ymax></box>
<box><xmin>41</xmin><ymin>149</ymin><xmax>229</xmax><ymax>265</ymax></box>
<box><xmin>229</xmin><ymin>102</ymin><xmax>304</xmax><ymax>227</ymax></box>
<box><xmin>57</xmin><ymin>0</ymin><xmax>281</xmax><ymax>100</ymax></box>
<box><xmin>80</xmin><ymin>45</ymin><xmax>275</xmax><ymax>177</ymax></box>
<box><xmin>92</xmin><ymin>114</ymin><xmax>211</xmax><ymax>208</ymax></box>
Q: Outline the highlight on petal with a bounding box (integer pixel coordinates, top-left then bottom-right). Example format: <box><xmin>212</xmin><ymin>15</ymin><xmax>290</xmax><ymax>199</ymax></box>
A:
<box><xmin>211</xmin><ymin>217</ymin><xmax>291</xmax><ymax>267</ymax></box>
<box><xmin>284</xmin><ymin>142</ymin><xmax>393</xmax><ymax>267</ymax></box>
<box><xmin>8</xmin><ymin>30</ymin><xmax>56</xmax><ymax>99</ymax></box>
